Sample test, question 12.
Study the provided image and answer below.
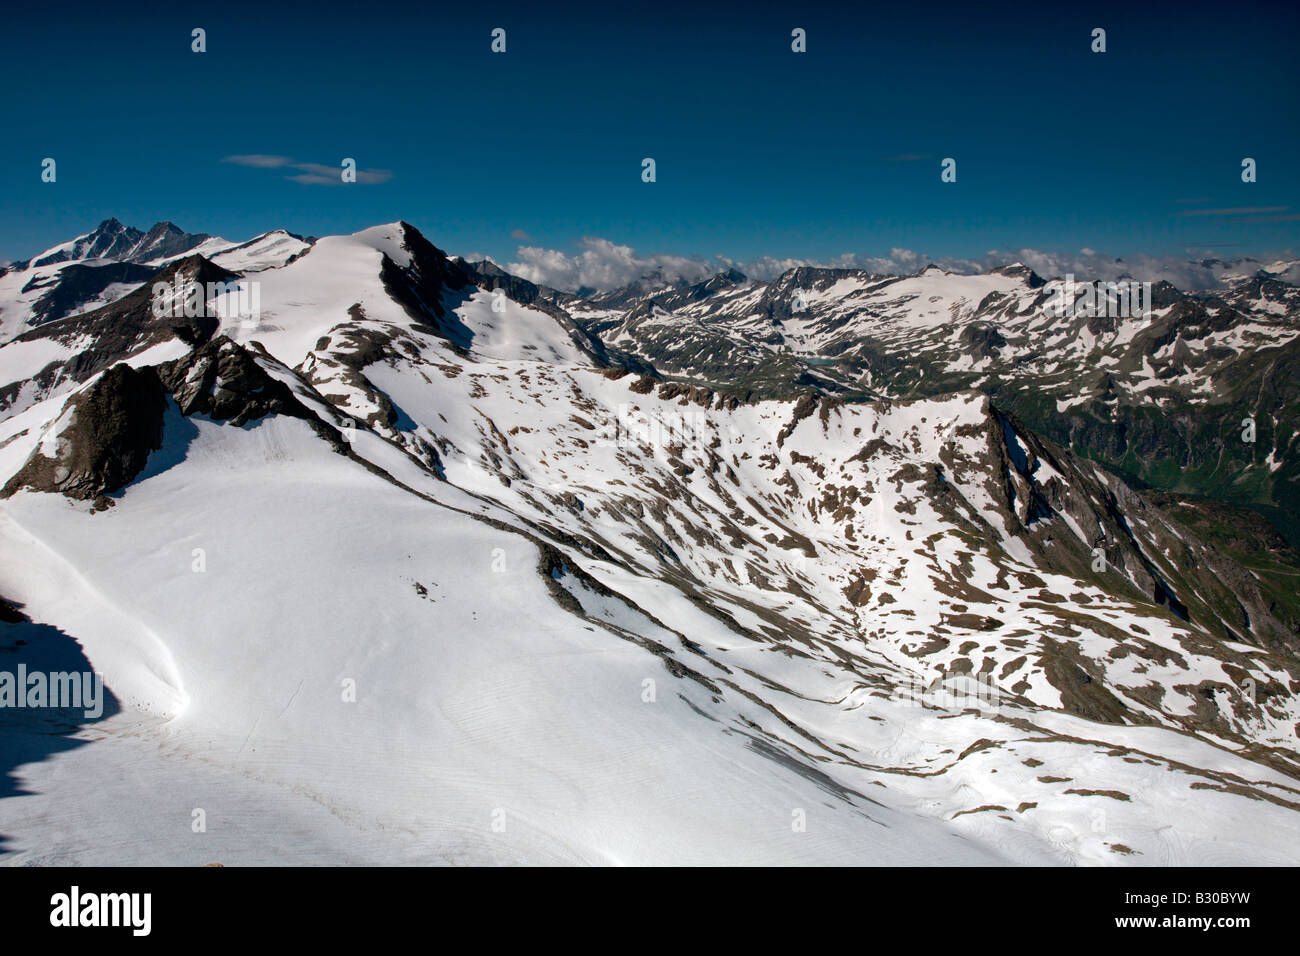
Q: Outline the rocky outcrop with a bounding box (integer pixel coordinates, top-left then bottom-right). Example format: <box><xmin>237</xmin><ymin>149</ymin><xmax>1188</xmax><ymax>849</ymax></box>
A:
<box><xmin>3</xmin><ymin>337</ymin><xmax>349</xmax><ymax>504</ymax></box>
<box><xmin>157</xmin><ymin>337</ymin><xmax>310</xmax><ymax>426</ymax></box>
<box><xmin>1</xmin><ymin>363</ymin><xmax>165</xmax><ymax>502</ymax></box>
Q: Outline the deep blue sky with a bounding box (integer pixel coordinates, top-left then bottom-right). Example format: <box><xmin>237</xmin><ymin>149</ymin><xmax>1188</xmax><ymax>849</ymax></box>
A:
<box><xmin>2</xmin><ymin>0</ymin><xmax>1297</xmax><ymax>267</ymax></box>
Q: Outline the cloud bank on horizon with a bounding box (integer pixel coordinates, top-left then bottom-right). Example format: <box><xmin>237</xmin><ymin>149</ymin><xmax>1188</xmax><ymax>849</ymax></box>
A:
<box><xmin>497</xmin><ymin>236</ymin><xmax>1300</xmax><ymax>294</ymax></box>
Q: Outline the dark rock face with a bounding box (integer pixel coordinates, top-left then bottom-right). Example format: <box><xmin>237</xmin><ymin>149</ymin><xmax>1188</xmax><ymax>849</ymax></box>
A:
<box><xmin>378</xmin><ymin>222</ymin><xmax>476</xmax><ymax>327</ymax></box>
<box><xmin>380</xmin><ymin>223</ymin><xmax>607</xmax><ymax>364</ymax></box>
<box><xmin>24</xmin><ymin>261</ymin><xmax>159</xmax><ymax>326</ymax></box>
<box><xmin>990</xmin><ymin>263</ymin><xmax>1046</xmax><ymax>288</ymax></box>
<box><xmin>157</xmin><ymin>337</ymin><xmax>307</xmax><ymax>426</ymax></box>
<box><xmin>645</xmin><ymin>269</ymin><xmax>748</xmax><ymax>313</ymax></box>
<box><xmin>1150</xmin><ymin>280</ymin><xmax>1183</xmax><ymax>310</ymax></box>
<box><xmin>656</xmin><ymin>382</ymin><xmax>715</xmax><ymax>407</ymax></box>
<box><xmin>959</xmin><ymin>323</ymin><xmax>1007</xmax><ymax>358</ymax></box>
<box><xmin>1</xmin><ymin>364</ymin><xmax>166</xmax><ymax>501</ymax></box>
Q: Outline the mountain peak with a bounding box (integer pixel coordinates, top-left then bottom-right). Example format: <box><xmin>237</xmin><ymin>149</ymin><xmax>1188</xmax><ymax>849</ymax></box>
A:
<box><xmin>991</xmin><ymin>262</ymin><xmax>1046</xmax><ymax>287</ymax></box>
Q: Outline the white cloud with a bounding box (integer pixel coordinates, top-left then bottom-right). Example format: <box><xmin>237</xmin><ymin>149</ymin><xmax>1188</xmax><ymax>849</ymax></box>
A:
<box><xmin>508</xmin><ymin>237</ymin><xmax>715</xmax><ymax>290</ymax></box>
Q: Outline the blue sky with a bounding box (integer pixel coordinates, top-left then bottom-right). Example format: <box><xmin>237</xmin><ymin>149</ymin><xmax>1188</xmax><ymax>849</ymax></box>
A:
<box><xmin>2</xmin><ymin>0</ymin><xmax>1297</xmax><ymax>280</ymax></box>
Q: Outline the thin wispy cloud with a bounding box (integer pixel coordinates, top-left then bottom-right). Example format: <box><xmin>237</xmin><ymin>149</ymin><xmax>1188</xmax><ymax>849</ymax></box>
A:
<box><xmin>1177</xmin><ymin>206</ymin><xmax>1289</xmax><ymax>217</ymax></box>
<box><xmin>222</xmin><ymin>155</ymin><xmax>393</xmax><ymax>185</ymax></box>
<box><xmin>1238</xmin><ymin>213</ymin><xmax>1300</xmax><ymax>224</ymax></box>
<box><xmin>223</xmin><ymin>154</ymin><xmax>292</xmax><ymax>168</ymax></box>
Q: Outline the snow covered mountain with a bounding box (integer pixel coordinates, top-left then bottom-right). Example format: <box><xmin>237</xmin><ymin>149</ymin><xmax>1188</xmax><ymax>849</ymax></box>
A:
<box><xmin>2</xmin><ymin>220</ymin><xmax>1298</xmax><ymax>866</ymax></box>
<box><xmin>13</xmin><ymin>218</ymin><xmax>212</xmax><ymax>269</ymax></box>
<box><xmin>570</xmin><ymin>260</ymin><xmax>1300</xmax><ymax>545</ymax></box>
<box><xmin>0</xmin><ymin>219</ymin><xmax>310</xmax><ymax>344</ymax></box>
